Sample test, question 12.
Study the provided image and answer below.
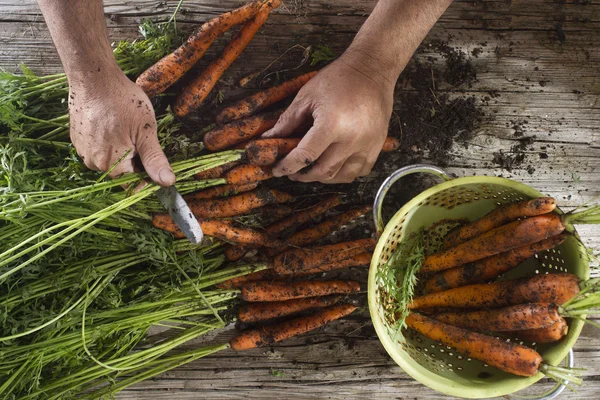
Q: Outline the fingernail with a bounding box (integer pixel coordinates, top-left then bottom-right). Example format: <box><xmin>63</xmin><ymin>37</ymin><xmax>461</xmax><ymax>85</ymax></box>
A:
<box><xmin>261</xmin><ymin>129</ymin><xmax>275</xmax><ymax>138</ymax></box>
<box><xmin>158</xmin><ymin>167</ymin><xmax>176</xmax><ymax>186</ymax></box>
<box><xmin>272</xmin><ymin>168</ymin><xmax>283</xmax><ymax>177</ymax></box>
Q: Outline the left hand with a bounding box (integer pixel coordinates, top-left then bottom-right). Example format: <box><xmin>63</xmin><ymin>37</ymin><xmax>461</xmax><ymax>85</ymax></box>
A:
<box><xmin>262</xmin><ymin>50</ymin><xmax>395</xmax><ymax>183</ymax></box>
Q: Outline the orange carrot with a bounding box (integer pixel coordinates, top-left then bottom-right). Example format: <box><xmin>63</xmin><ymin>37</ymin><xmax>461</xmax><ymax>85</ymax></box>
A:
<box><xmin>238</xmin><ymin>295</ymin><xmax>341</xmax><ymax>323</ymax></box>
<box><xmin>424</xmin><ymin>233</ymin><xmax>568</xmax><ymax>293</ymax></box>
<box><xmin>443</xmin><ymin>197</ymin><xmax>557</xmax><ymax>248</ymax></box>
<box><xmin>135</xmin><ymin>1</ymin><xmax>264</xmax><ymax>97</ymax></box>
<box><xmin>281</xmin><ymin>252</ymin><xmax>372</xmax><ymax>277</ymax></box>
<box><xmin>225</xmin><ymin>165</ymin><xmax>273</xmax><ymax>186</ymax></box>
<box><xmin>194</xmin><ymin>160</ymin><xmax>240</xmax><ymax>180</ymax></box>
<box><xmin>230</xmin><ymin>303</ymin><xmax>357</xmax><ymax>350</ymax></box>
<box><xmin>264</xmin><ymin>206</ymin><xmax>372</xmax><ymax>257</ymax></box>
<box><xmin>241</xmin><ymin>280</ymin><xmax>360</xmax><ymax>302</ymax></box>
<box><xmin>405</xmin><ymin>313</ymin><xmax>543</xmax><ymax>377</ymax></box>
<box><xmin>272</xmin><ymin>238</ymin><xmax>376</xmax><ymax>276</ymax></box>
<box><xmin>509</xmin><ymin>318</ymin><xmax>569</xmax><ymax>343</ymax></box>
<box><xmin>174</xmin><ymin>0</ymin><xmax>282</xmax><ymax>117</ymax></box>
<box><xmin>203</xmin><ymin>110</ymin><xmax>283</xmax><ymax>151</ymax></box>
<box><xmin>184</xmin><ymin>182</ymin><xmax>258</xmax><ymax>201</ymax></box>
<box><xmin>432</xmin><ymin>303</ymin><xmax>562</xmax><ymax>332</ymax></box>
<box><xmin>421</xmin><ymin>213</ymin><xmax>566</xmax><ymax>273</ymax></box>
<box><xmin>216</xmin><ymin>71</ymin><xmax>318</xmax><ymax>124</ymax></box>
<box><xmin>245</xmin><ymin>138</ymin><xmax>302</xmax><ymax>166</ymax></box>
<box><xmin>217</xmin><ymin>268</ymin><xmax>275</xmax><ymax>289</ymax></box>
<box><xmin>381</xmin><ymin>137</ymin><xmax>400</xmax><ymax>152</ymax></box>
<box><xmin>410</xmin><ymin>273</ymin><xmax>581</xmax><ymax>310</ymax></box>
<box><xmin>186</xmin><ymin>188</ymin><xmax>292</xmax><ymax>219</ymax></box>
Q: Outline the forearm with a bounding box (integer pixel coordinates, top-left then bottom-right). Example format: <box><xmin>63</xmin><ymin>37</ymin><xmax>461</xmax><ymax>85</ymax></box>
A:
<box><xmin>37</xmin><ymin>0</ymin><xmax>121</xmax><ymax>88</ymax></box>
<box><xmin>346</xmin><ymin>0</ymin><xmax>453</xmax><ymax>84</ymax></box>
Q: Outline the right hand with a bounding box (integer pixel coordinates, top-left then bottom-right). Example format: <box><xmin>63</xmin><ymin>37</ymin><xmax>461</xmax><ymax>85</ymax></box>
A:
<box><xmin>67</xmin><ymin>69</ymin><xmax>175</xmax><ymax>186</ymax></box>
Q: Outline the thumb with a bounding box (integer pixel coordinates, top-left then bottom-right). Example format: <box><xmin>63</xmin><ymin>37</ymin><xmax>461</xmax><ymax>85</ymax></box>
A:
<box><xmin>136</xmin><ymin>127</ymin><xmax>175</xmax><ymax>186</ymax></box>
<box><xmin>262</xmin><ymin>98</ymin><xmax>311</xmax><ymax>138</ymax></box>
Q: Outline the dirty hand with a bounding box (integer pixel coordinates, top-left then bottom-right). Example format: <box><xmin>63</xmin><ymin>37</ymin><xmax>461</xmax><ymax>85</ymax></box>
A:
<box><xmin>68</xmin><ymin>69</ymin><xmax>175</xmax><ymax>186</ymax></box>
<box><xmin>261</xmin><ymin>50</ymin><xmax>395</xmax><ymax>184</ymax></box>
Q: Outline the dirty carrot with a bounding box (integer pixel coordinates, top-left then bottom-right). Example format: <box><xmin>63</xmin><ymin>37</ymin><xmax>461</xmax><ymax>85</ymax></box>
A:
<box><xmin>422</xmin><ymin>213</ymin><xmax>566</xmax><ymax>273</ymax></box>
<box><xmin>194</xmin><ymin>160</ymin><xmax>240</xmax><ymax>180</ymax></box>
<box><xmin>238</xmin><ymin>295</ymin><xmax>341</xmax><ymax>323</ymax></box>
<box><xmin>203</xmin><ymin>110</ymin><xmax>283</xmax><ymax>151</ymax></box>
<box><xmin>281</xmin><ymin>252</ymin><xmax>372</xmax><ymax>277</ymax></box>
<box><xmin>264</xmin><ymin>205</ymin><xmax>372</xmax><ymax>257</ymax></box>
<box><xmin>432</xmin><ymin>303</ymin><xmax>562</xmax><ymax>332</ymax></box>
<box><xmin>245</xmin><ymin>138</ymin><xmax>302</xmax><ymax>166</ymax></box>
<box><xmin>443</xmin><ymin>197</ymin><xmax>557</xmax><ymax>248</ymax></box>
<box><xmin>225</xmin><ymin>165</ymin><xmax>274</xmax><ymax>186</ymax></box>
<box><xmin>272</xmin><ymin>238</ymin><xmax>376</xmax><ymax>275</ymax></box>
<box><xmin>405</xmin><ymin>313</ymin><xmax>543</xmax><ymax>377</ymax></box>
<box><xmin>174</xmin><ymin>0</ymin><xmax>282</xmax><ymax>117</ymax></box>
<box><xmin>381</xmin><ymin>137</ymin><xmax>401</xmax><ymax>152</ymax></box>
<box><xmin>216</xmin><ymin>71</ymin><xmax>318</xmax><ymax>124</ymax></box>
<box><xmin>508</xmin><ymin>318</ymin><xmax>569</xmax><ymax>343</ymax></box>
<box><xmin>230</xmin><ymin>303</ymin><xmax>356</xmax><ymax>350</ymax></box>
<box><xmin>184</xmin><ymin>182</ymin><xmax>258</xmax><ymax>201</ymax></box>
<box><xmin>424</xmin><ymin>233</ymin><xmax>568</xmax><ymax>293</ymax></box>
<box><xmin>136</xmin><ymin>0</ymin><xmax>263</xmax><ymax>97</ymax></box>
<box><xmin>188</xmin><ymin>188</ymin><xmax>293</xmax><ymax>219</ymax></box>
<box><xmin>240</xmin><ymin>280</ymin><xmax>360</xmax><ymax>302</ymax></box>
<box><xmin>217</xmin><ymin>268</ymin><xmax>276</xmax><ymax>289</ymax></box>
<box><xmin>410</xmin><ymin>273</ymin><xmax>581</xmax><ymax>310</ymax></box>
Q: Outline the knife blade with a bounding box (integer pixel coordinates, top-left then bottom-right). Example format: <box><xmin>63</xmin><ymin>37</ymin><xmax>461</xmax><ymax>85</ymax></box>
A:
<box><xmin>155</xmin><ymin>186</ymin><xmax>204</xmax><ymax>244</ymax></box>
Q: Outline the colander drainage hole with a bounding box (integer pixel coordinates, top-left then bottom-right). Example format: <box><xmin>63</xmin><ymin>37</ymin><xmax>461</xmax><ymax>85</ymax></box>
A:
<box><xmin>478</xmin><ymin>371</ymin><xmax>493</xmax><ymax>379</ymax></box>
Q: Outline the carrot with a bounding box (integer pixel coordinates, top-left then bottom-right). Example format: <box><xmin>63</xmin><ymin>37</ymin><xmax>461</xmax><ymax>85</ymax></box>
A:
<box><xmin>238</xmin><ymin>295</ymin><xmax>341</xmax><ymax>323</ymax></box>
<box><xmin>443</xmin><ymin>197</ymin><xmax>557</xmax><ymax>249</ymax></box>
<box><xmin>245</xmin><ymin>138</ymin><xmax>302</xmax><ymax>166</ymax></box>
<box><xmin>152</xmin><ymin>216</ymin><xmax>282</xmax><ymax>247</ymax></box>
<box><xmin>272</xmin><ymin>238</ymin><xmax>376</xmax><ymax>275</ymax></box>
<box><xmin>264</xmin><ymin>206</ymin><xmax>372</xmax><ymax>257</ymax></box>
<box><xmin>225</xmin><ymin>165</ymin><xmax>274</xmax><ymax>186</ymax></box>
<box><xmin>421</xmin><ymin>213</ymin><xmax>566</xmax><ymax>273</ymax></box>
<box><xmin>135</xmin><ymin>0</ymin><xmax>264</xmax><ymax>97</ymax></box>
<box><xmin>216</xmin><ymin>71</ymin><xmax>318</xmax><ymax>124</ymax></box>
<box><xmin>203</xmin><ymin>110</ymin><xmax>283</xmax><ymax>151</ymax></box>
<box><xmin>410</xmin><ymin>273</ymin><xmax>581</xmax><ymax>310</ymax></box>
<box><xmin>217</xmin><ymin>268</ymin><xmax>275</xmax><ymax>289</ymax></box>
<box><xmin>424</xmin><ymin>233</ymin><xmax>568</xmax><ymax>293</ymax></box>
<box><xmin>174</xmin><ymin>0</ymin><xmax>282</xmax><ymax>117</ymax></box>
<box><xmin>186</xmin><ymin>188</ymin><xmax>292</xmax><ymax>219</ymax></box>
<box><xmin>240</xmin><ymin>280</ymin><xmax>360</xmax><ymax>302</ymax></box>
<box><xmin>230</xmin><ymin>303</ymin><xmax>357</xmax><ymax>350</ymax></box>
<box><xmin>282</xmin><ymin>252</ymin><xmax>372</xmax><ymax>277</ymax></box>
<box><xmin>405</xmin><ymin>313</ymin><xmax>543</xmax><ymax>377</ymax></box>
<box><xmin>381</xmin><ymin>137</ymin><xmax>400</xmax><ymax>152</ymax></box>
<box><xmin>194</xmin><ymin>160</ymin><xmax>240</xmax><ymax>180</ymax></box>
<box><xmin>184</xmin><ymin>182</ymin><xmax>258</xmax><ymax>201</ymax></box>
<box><xmin>509</xmin><ymin>318</ymin><xmax>569</xmax><ymax>343</ymax></box>
<box><xmin>432</xmin><ymin>303</ymin><xmax>562</xmax><ymax>332</ymax></box>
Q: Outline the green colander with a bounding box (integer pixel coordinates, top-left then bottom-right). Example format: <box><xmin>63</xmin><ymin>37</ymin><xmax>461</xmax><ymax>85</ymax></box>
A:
<box><xmin>367</xmin><ymin>164</ymin><xmax>590</xmax><ymax>399</ymax></box>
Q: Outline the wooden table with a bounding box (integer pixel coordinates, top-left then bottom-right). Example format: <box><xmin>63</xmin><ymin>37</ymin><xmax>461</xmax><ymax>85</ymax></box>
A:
<box><xmin>1</xmin><ymin>1</ymin><xmax>599</xmax><ymax>398</ymax></box>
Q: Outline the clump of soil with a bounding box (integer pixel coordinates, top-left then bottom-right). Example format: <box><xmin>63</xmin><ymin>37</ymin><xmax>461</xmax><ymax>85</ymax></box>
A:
<box><xmin>492</xmin><ymin>136</ymin><xmax>536</xmax><ymax>174</ymax></box>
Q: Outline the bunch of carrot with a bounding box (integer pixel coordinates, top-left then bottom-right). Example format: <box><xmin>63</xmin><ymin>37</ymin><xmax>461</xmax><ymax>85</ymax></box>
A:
<box><xmin>397</xmin><ymin>196</ymin><xmax>600</xmax><ymax>385</ymax></box>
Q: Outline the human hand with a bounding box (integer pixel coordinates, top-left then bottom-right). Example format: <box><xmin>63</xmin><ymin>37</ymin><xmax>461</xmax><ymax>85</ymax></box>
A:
<box><xmin>68</xmin><ymin>68</ymin><xmax>175</xmax><ymax>186</ymax></box>
<box><xmin>262</xmin><ymin>50</ymin><xmax>395</xmax><ymax>183</ymax></box>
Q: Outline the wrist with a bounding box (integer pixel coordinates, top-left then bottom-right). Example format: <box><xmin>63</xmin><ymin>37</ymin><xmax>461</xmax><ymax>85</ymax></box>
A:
<box><xmin>338</xmin><ymin>46</ymin><xmax>401</xmax><ymax>90</ymax></box>
<box><xmin>68</xmin><ymin>61</ymin><xmax>126</xmax><ymax>95</ymax></box>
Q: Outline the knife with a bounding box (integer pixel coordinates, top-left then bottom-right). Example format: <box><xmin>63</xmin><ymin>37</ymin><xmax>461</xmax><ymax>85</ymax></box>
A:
<box><xmin>155</xmin><ymin>185</ymin><xmax>204</xmax><ymax>244</ymax></box>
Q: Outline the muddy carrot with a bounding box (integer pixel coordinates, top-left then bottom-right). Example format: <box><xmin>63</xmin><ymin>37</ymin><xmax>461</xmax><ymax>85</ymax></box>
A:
<box><xmin>509</xmin><ymin>318</ymin><xmax>569</xmax><ymax>343</ymax></box>
<box><xmin>217</xmin><ymin>268</ymin><xmax>276</xmax><ymax>289</ymax></box>
<box><xmin>245</xmin><ymin>138</ymin><xmax>302</xmax><ymax>166</ymax></box>
<box><xmin>432</xmin><ymin>303</ymin><xmax>562</xmax><ymax>332</ymax></box>
<box><xmin>264</xmin><ymin>206</ymin><xmax>372</xmax><ymax>257</ymax></box>
<box><xmin>381</xmin><ymin>137</ymin><xmax>400</xmax><ymax>152</ymax></box>
<box><xmin>406</xmin><ymin>313</ymin><xmax>543</xmax><ymax>377</ymax></box>
<box><xmin>225</xmin><ymin>165</ymin><xmax>274</xmax><ymax>186</ymax></box>
<box><xmin>136</xmin><ymin>1</ymin><xmax>263</xmax><ymax>97</ymax></box>
<box><xmin>443</xmin><ymin>197</ymin><xmax>557</xmax><ymax>248</ymax></box>
<box><xmin>421</xmin><ymin>214</ymin><xmax>567</xmax><ymax>273</ymax></box>
<box><xmin>216</xmin><ymin>71</ymin><xmax>318</xmax><ymax>124</ymax></box>
<box><xmin>203</xmin><ymin>110</ymin><xmax>283</xmax><ymax>151</ymax></box>
<box><xmin>174</xmin><ymin>0</ymin><xmax>282</xmax><ymax>117</ymax></box>
<box><xmin>281</xmin><ymin>252</ymin><xmax>372</xmax><ymax>277</ymax></box>
<box><xmin>186</xmin><ymin>188</ymin><xmax>292</xmax><ymax>219</ymax></box>
<box><xmin>194</xmin><ymin>160</ymin><xmax>240</xmax><ymax>180</ymax></box>
<box><xmin>410</xmin><ymin>273</ymin><xmax>581</xmax><ymax>310</ymax></box>
<box><xmin>272</xmin><ymin>238</ymin><xmax>376</xmax><ymax>275</ymax></box>
<box><xmin>424</xmin><ymin>233</ymin><xmax>568</xmax><ymax>293</ymax></box>
<box><xmin>184</xmin><ymin>182</ymin><xmax>258</xmax><ymax>201</ymax></box>
<box><xmin>241</xmin><ymin>280</ymin><xmax>360</xmax><ymax>302</ymax></box>
<box><xmin>230</xmin><ymin>303</ymin><xmax>357</xmax><ymax>350</ymax></box>
<box><xmin>238</xmin><ymin>295</ymin><xmax>341</xmax><ymax>323</ymax></box>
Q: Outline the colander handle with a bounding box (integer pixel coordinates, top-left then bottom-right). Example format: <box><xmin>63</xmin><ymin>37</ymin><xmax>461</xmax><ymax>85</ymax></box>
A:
<box><xmin>373</xmin><ymin>164</ymin><xmax>451</xmax><ymax>237</ymax></box>
<box><xmin>509</xmin><ymin>349</ymin><xmax>573</xmax><ymax>400</ymax></box>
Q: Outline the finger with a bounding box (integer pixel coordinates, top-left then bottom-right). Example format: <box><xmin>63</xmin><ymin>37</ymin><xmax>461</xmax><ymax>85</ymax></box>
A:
<box><xmin>322</xmin><ymin>155</ymin><xmax>366</xmax><ymax>184</ymax></box>
<box><xmin>289</xmin><ymin>143</ymin><xmax>350</xmax><ymax>183</ymax></box>
<box><xmin>358</xmin><ymin>153</ymin><xmax>378</xmax><ymax>177</ymax></box>
<box><xmin>261</xmin><ymin>97</ymin><xmax>311</xmax><ymax>138</ymax></box>
<box><xmin>272</xmin><ymin>123</ymin><xmax>332</xmax><ymax>177</ymax></box>
<box><xmin>136</xmin><ymin>124</ymin><xmax>175</xmax><ymax>186</ymax></box>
